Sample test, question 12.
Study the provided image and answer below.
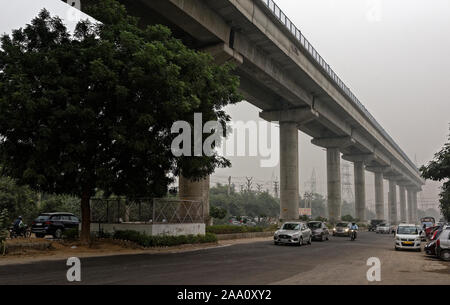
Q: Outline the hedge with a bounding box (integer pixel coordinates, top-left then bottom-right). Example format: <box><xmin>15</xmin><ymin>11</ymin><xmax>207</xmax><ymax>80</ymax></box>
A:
<box><xmin>206</xmin><ymin>225</ymin><xmax>267</xmax><ymax>234</ymax></box>
<box><xmin>113</xmin><ymin>230</ymin><xmax>217</xmax><ymax>247</ymax></box>
<box><xmin>62</xmin><ymin>228</ymin><xmax>79</xmax><ymax>240</ymax></box>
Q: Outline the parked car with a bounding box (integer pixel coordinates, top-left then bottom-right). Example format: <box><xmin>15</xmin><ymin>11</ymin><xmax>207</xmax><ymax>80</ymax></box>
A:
<box><xmin>31</xmin><ymin>212</ymin><xmax>80</xmax><ymax>239</ymax></box>
<box><xmin>274</xmin><ymin>222</ymin><xmax>312</xmax><ymax>246</ymax></box>
<box><xmin>425</xmin><ymin>239</ymin><xmax>438</xmax><ymax>256</ymax></box>
<box><xmin>424</xmin><ymin>229</ymin><xmax>441</xmax><ymax>256</ymax></box>
<box><xmin>395</xmin><ymin>224</ymin><xmax>422</xmax><ymax>252</ymax></box>
<box><xmin>332</xmin><ymin>222</ymin><xmax>351</xmax><ymax>237</ymax></box>
<box><xmin>436</xmin><ymin>226</ymin><xmax>450</xmax><ymax>261</ymax></box>
<box><xmin>368</xmin><ymin>219</ymin><xmax>385</xmax><ymax>232</ymax></box>
<box><xmin>307</xmin><ymin>221</ymin><xmax>329</xmax><ymax>241</ymax></box>
<box><xmin>376</xmin><ymin>223</ymin><xmax>391</xmax><ymax>234</ymax></box>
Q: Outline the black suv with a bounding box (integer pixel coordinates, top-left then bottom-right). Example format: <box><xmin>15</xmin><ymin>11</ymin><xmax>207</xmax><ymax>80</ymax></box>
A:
<box><xmin>31</xmin><ymin>212</ymin><xmax>79</xmax><ymax>238</ymax></box>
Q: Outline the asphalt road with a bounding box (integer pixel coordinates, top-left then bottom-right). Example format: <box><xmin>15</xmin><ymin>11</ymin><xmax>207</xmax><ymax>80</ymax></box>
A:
<box><xmin>0</xmin><ymin>232</ymin><xmax>448</xmax><ymax>285</ymax></box>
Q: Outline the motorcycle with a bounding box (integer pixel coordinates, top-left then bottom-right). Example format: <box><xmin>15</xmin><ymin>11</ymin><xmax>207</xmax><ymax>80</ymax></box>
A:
<box><xmin>9</xmin><ymin>224</ymin><xmax>31</xmax><ymax>239</ymax></box>
<box><xmin>350</xmin><ymin>229</ymin><xmax>357</xmax><ymax>241</ymax></box>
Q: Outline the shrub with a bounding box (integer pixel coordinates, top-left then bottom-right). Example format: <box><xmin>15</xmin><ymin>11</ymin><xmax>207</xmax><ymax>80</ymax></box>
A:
<box><xmin>112</xmin><ymin>230</ymin><xmax>217</xmax><ymax>248</ymax></box>
<box><xmin>206</xmin><ymin>225</ymin><xmax>265</xmax><ymax>234</ymax></box>
<box><xmin>62</xmin><ymin>227</ymin><xmax>79</xmax><ymax>240</ymax></box>
<box><xmin>0</xmin><ymin>209</ymin><xmax>8</xmax><ymax>254</ymax></box>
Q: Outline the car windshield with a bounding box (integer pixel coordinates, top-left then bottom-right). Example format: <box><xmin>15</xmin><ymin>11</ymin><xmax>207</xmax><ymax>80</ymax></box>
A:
<box><xmin>336</xmin><ymin>223</ymin><xmax>348</xmax><ymax>227</ymax></box>
<box><xmin>35</xmin><ymin>215</ymin><xmax>49</xmax><ymax>221</ymax></box>
<box><xmin>282</xmin><ymin>223</ymin><xmax>300</xmax><ymax>230</ymax></box>
<box><xmin>397</xmin><ymin>226</ymin><xmax>418</xmax><ymax>235</ymax></box>
<box><xmin>308</xmin><ymin>222</ymin><xmax>321</xmax><ymax>229</ymax></box>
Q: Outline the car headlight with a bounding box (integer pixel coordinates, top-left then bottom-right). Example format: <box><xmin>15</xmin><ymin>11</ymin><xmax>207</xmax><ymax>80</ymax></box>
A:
<box><xmin>345</xmin><ymin>229</ymin><xmax>349</xmax><ymax>232</ymax></box>
<box><xmin>333</xmin><ymin>228</ymin><xmax>336</xmax><ymax>231</ymax></box>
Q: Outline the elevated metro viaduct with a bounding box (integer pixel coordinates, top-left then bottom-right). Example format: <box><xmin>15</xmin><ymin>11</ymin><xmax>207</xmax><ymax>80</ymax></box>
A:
<box><xmin>70</xmin><ymin>0</ymin><xmax>425</xmax><ymax>224</ymax></box>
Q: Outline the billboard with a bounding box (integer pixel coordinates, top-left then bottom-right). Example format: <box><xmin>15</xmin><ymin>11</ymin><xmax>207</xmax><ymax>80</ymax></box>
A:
<box><xmin>299</xmin><ymin>208</ymin><xmax>312</xmax><ymax>216</ymax></box>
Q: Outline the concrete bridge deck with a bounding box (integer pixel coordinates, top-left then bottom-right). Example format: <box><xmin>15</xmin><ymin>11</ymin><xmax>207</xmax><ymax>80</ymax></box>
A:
<box><xmin>71</xmin><ymin>0</ymin><xmax>424</xmax><ymax>224</ymax></box>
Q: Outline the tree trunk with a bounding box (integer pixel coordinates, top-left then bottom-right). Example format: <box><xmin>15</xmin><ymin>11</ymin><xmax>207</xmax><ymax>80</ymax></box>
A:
<box><xmin>80</xmin><ymin>190</ymin><xmax>91</xmax><ymax>245</ymax></box>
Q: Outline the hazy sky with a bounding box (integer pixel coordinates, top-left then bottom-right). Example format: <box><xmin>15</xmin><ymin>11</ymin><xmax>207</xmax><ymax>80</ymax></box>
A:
<box><xmin>0</xmin><ymin>0</ymin><xmax>448</xmax><ymax>212</ymax></box>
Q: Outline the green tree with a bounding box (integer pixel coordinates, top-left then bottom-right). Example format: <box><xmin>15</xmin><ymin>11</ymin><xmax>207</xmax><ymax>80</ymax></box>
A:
<box><xmin>39</xmin><ymin>194</ymin><xmax>80</xmax><ymax>216</ymax></box>
<box><xmin>210</xmin><ymin>206</ymin><xmax>227</xmax><ymax>220</ymax></box>
<box><xmin>341</xmin><ymin>214</ymin><xmax>355</xmax><ymax>222</ymax></box>
<box><xmin>209</xmin><ymin>184</ymin><xmax>279</xmax><ymax>219</ymax></box>
<box><xmin>0</xmin><ymin>176</ymin><xmax>39</xmax><ymax>224</ymax></box>
<box><xmin>420</xmin><ymin>127</ymin><xmax>450</xmax><ymax>221</ymax></box>
<box><xmin>0</xmin><ymin>1</ymin><xmax>240</xmax><ymax>243</ymax></box>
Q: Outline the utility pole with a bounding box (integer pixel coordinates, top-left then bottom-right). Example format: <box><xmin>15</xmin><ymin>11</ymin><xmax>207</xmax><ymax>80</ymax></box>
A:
<box><xmin>256</xmin><ymin>184</ymin><xmax>263</xmax><ymax>193</ymax></box>
<box><xmin>245</xmin><ymin>177</ymin><xmax>253</xmax><ymax>192</ymax></box>
<box><xmin>273</xmin><ymin>181</ymin><xmax>279</xmax><ymax>199</ymax></box>
<box><xmin>341</xmin><ymin>162</ymin><xmax>354</xmax><ymax>203</ymax></box>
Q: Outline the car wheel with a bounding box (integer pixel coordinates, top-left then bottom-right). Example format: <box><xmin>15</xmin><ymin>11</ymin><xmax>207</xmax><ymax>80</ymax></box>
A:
<box><xmin>440</xmin><ymin>250</ymin><xmax>450</xmax><ymax>261</ymax></box>
<box><xmin>395</xmin><ymin>247</ymin><xmax>399</xmax><ymax>251</ymax></box>
<box><xmin>54</xmin><ymin>228</ymin><xmax>63</xmax><ymax>239</ymax></box>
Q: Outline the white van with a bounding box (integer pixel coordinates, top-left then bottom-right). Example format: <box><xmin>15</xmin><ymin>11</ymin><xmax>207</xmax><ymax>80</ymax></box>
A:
<box><xmin>395</xmin><ymin>224</ymin><xmax>422</xmax><ymax>252</ymax></box>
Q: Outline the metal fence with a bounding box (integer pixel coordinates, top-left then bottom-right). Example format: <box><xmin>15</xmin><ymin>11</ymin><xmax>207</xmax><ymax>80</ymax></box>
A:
<box><xmin>258</xmin><ymin>0</ymin><xmax>420</xmax><ymax>175</ymax></box>
<box><xmin>90</xmin><ymin>198</ymin><xmax>204</xmax><ymax>224</ymax></box>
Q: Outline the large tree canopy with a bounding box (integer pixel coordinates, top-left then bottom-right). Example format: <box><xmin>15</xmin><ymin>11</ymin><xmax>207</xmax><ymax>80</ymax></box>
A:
<box><xmin>421</xmin><ymin>127</ymin><xmax>450</xmax><ymax>220</ymax></box>
<box><xmin>0</xmin><ymin>0</ymin><xmax>241</xmax><ymax>242</ymax></box>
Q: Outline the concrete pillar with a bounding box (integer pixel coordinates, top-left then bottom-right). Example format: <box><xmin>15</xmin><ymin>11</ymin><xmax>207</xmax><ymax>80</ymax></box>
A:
<box><xmin>412</xmin><ymin>190</ymin><xmax>418</xmax><ymax>224</ymax></box>
<box><xmin>327</xmin><ymin>147</ymin><xmax>341</xmax><ymax>224</ymax></box>
<box><xmin>388</xmin><ymin>179</ymin><xmax>398</xmax><ymax>225</ymax></box>
<box><xmin>179</xmin><ymin>175</ymin><xmax>210</xmax><ymax>224</ymax></box>
<box><xmin>279</xmin><ymin>122</ymin><xmax>299</xmax><ymax>221</ymax></box>
<box><xmin>399</xmin><ymin>186</ymin><xmax>407</xmax><ymax>223</ymax></box>
<box><xmin>407</xmin><ymin>188</ymin><xmax>414</xmax><ymax>223</ymax></box>
<box><xmin>374</xmin><ymin>171</ymin><xmax>385</xmax><ymax>220</ymax></box>
<box><xmin>354</xmin><ymin>161</ymin><xmax>366</xmax><ymax>221</ymax></box>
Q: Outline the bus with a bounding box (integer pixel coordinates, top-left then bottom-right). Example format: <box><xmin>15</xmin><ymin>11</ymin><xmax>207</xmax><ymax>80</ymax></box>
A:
<box><xmin>420</xmin><ymin>217</ymin><xmax>436</xmax><ymax>228</ymax></box>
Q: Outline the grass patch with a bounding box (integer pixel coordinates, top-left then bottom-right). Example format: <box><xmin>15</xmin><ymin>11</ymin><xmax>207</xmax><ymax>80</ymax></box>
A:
<box><xmin>113</xmin><ymin>230</ymin><xmax>217</xmax><ymax>247</ymax></box>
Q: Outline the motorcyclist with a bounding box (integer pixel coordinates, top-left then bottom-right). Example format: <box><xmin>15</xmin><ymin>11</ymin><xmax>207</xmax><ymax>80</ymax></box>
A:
<box><xmin>350</xmin><ymin>222</ymin><xmax>358</xmax><ymax>240</ymax></box>
<box><xmin>12</xmin><ymin>216</ymin><xmax>26</xmax><ymax>235</ymax></box>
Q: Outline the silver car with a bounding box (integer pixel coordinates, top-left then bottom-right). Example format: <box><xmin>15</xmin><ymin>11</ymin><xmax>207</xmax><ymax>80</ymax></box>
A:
<box><xmin>437</xmin><ymin>226</ymin><xmax>450</xmax><ymax>261</ymax></box>
<box><xmin>274</xmin><ymin>222</ymin><xmax>312</xmax><ymax>246</ymax></box>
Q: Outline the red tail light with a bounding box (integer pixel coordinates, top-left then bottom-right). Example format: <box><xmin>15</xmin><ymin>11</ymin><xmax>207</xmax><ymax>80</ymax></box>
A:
<box><xmin>32</xmin><ymin>221</ymin><xmax>35</xmax><ymax>225</ymax></box>
<box><xmin>45</xmin><ymin>221</ymin><xmax>52</xmax><ymax>225</ymax></box>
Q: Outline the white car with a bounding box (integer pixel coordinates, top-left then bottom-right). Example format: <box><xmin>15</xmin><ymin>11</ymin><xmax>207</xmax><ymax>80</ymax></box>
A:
<box><xmin>376</xmin><ymin>223</ymin><xmax>391</xmax><ymax>234</ymax></box>
<box><xmin>274</xmin><ymin>222</ymin><xmax>312</xmax><ymax>246</ymax></box>
<box><xmin>395</xmin><ymin>224</ymin><xmax>422</xmax><ymax>251</ymax></box>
